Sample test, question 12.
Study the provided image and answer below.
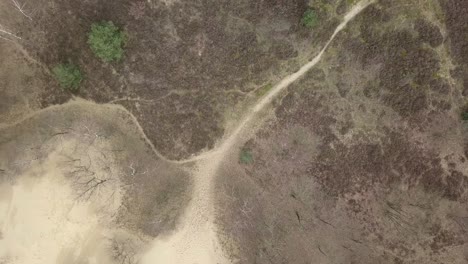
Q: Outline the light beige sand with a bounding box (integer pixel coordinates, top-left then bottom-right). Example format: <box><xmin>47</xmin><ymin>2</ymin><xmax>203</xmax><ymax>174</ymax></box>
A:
<box><xmin>140</xmin><ymin>156</ymin><xmax>228</xmax><ymax>264</ymax></box>
<box><xmin>0</xmin><ymin>143</ymin><xmax>122</xmax><ymax>264</ymax></box>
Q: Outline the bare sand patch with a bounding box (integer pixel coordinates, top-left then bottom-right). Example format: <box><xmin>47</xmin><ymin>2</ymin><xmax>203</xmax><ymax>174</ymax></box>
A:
<box><xmin>140</xmin><ymin>156</ymin><xmax>228</xmax><ymax>264</ymax></box>
<box><xmin>0</xmin><ymin>146</ymin><xmax>122</xmax><ymax>264</ymax></box>
<box><xmin>0</xmin><ymin>99</ymin><xmax>193</xmax><ymax>264</ymax></box>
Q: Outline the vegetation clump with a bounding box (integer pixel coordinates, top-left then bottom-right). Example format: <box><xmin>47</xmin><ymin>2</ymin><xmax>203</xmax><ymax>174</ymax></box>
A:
<box><xmin>239</xmin><ymin>148</ymin><xmax>254</xmax><ymax>164</ymax></box>
<box><xmin>52</xmin><ymin>63</ymin><xmax>83</xmax><ymax>91</ymax></box>
<box><xmin>462</xmin><ymin>110</ymin><xmax>468</xmax><ymax>121</ymax></box>
<box><xmin>88</xmin><ymin>21</ymin><xmax>126</xmax><ymax>62</ymax></box>
<box><xmin>301</xmin><ymin>9</ymin><xmax>318</xmax><ymax>28</ymax></box>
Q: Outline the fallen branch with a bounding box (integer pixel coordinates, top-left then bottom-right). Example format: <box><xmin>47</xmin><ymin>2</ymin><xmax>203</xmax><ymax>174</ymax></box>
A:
<box><xmin>11</xmin><ymin>0</ymin><xmax>33</xmax><ymax>20</ymax></box>
<box><xmin>317</xmin><ymin>246</ymin><xmax>327</xmax><ymax>257</ymax></box>
<box><xmin>0</xmin><ymin>25</ymin><xmax>21</xmax><ymax>41</ymax></box>
<box><xmin>76</xmin><ymin>177</ymin><xmax>109</xmax><ymax>200</ymax></box>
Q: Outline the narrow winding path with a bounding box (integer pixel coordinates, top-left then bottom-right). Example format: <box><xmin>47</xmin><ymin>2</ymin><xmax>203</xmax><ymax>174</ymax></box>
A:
<box><xmin>0</xmin><ymin>99</ymin><xmax>212</xmax><ymax>164</ymax></box>
<box><xmin>0</xmin><ymin>1</ymin><xmax>373</xmax><ymax>262</ymax></box>
<box><xmin>140</xmin><ymin>1</ymin><xmax>374</xmax><ymax>263</ymax></box>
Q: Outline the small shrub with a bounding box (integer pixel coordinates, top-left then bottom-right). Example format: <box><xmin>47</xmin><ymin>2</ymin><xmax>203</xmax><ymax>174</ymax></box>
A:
<box><xmin>301</xmin><ymin>9</ymin><xmax>318</xmax><ymax>28</ymax></box>
<box><xmin>52</xmin><ymin>63</ymin><xmax>83</xmax><ymax>91</ymax></box>
<box><xmin>88</xmin><ymin>21</ymin><xmax>125</xmax><ymax>62</ymax></box>
<box><xmin>462</xmin><ymin>111</ymin><xmax>468</xmax><ymax>121</ymax></box>
<box><xmin>239</xmin><ymin>148</ymin><xmax>254</xmax><ymax>164</ymax></box>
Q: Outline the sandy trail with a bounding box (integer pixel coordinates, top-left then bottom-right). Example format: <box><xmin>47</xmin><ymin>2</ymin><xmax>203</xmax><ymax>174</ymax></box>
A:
<box><xmin>140</xmin><ymin>1</ymin><xmax>374</xmax><ymax>263</ymax></box>
<box><xmin>140</xmin><ymin>156</ymin><xmax>227</xmax><ymax>264</ymax></box>
<box><xmin>0</xmin><ymin>2</ymin><xmax>372</xmax><ymax>263</ymax></box>
<box><xmin>0</xmin><ymin>98</ymin><xmax>212</xmax><ymax>165</ymax></box>
<box><xmin>0</xmin><ymin>2</ymin><xmax>372</xmax><ymax>170</ymax></box>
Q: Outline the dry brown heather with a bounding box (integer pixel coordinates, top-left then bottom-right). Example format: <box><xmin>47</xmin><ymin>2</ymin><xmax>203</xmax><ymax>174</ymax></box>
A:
<box><xmin>215</xmin><ymin>1</ymin><xmax>468</xmax><ymax>263</ymax></box>
<box><xmin>1</xmin><ymin>0</ymin><xmax>468</xmax><ymax>263</ymax></box>
<box><xmin>0</xmin><ymin>0</ymin><xmax>345</xmax><ymax>160</ymax></box>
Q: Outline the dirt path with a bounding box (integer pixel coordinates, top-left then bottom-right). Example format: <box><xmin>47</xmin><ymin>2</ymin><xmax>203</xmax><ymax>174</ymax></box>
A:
<box><xmin>0</xmin><ymin>1</ymin><xmax>373</xmax><ymax>262</ymax></box>
<box><xmin>140</xmin><ymin>156</ymin><xmax>227</xmax><ymax>264</ymax></box>
<box><xmin>140</xmin><ymin>1</ymin><xmax>374</xmax><ymax>263</ymax></box>
<box><xmin>0</xmin><ymin>98</ymin><xmax>214</xmax><ymax>165</ymax></box>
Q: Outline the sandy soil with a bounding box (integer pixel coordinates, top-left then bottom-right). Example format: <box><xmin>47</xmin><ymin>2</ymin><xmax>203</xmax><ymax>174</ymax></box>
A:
<box><xmin>0</xmin><ymin>143</ymin><xmax>121</xmax><ymax>264</ymax></box>
<box><xmin>140</xmin><ymin>157</ymin><xmax>228</xmax><ymax>264</ymax></box>
<box><xmin>0</xmin><ymin>97</ymin><xmax>195</xmax><ymax>264</ymax></box>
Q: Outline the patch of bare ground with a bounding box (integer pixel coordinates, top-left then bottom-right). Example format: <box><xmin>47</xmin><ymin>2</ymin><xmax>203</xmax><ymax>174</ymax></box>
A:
<box><xmin>215</xmin><ymin>1</ymin><xmax>468</xmax><ymax>263</ymax></box>
<box><xmin>0</xmin><ymin>100</ymin><xmax>191</xmax><ymax>263</ymax></box>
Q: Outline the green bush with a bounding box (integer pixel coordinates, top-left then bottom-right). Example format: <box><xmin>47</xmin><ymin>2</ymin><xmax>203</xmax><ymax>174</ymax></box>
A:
<box><xmin>462</xmin><ymin>111</ymin><xmax>468</xmax><ymax>121</ymax></box>
<box><xmin>52</xmin><ymin>63</ymin><xmax>83</xmax><ymax>91</ymax></box>
<box><xmin>239</xmin><ymin>148</ymin><xmax>254</xmax><ymax>164</ymax></box>
<box><xmin>302</xmin><ymin>9</ymin><xmax>318</xmax><ymax>28</ymax></box>
<box><xmin>88</xmin><ymin>21</ymin><xmax>125</xmax><ymax>62</ymax></box>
